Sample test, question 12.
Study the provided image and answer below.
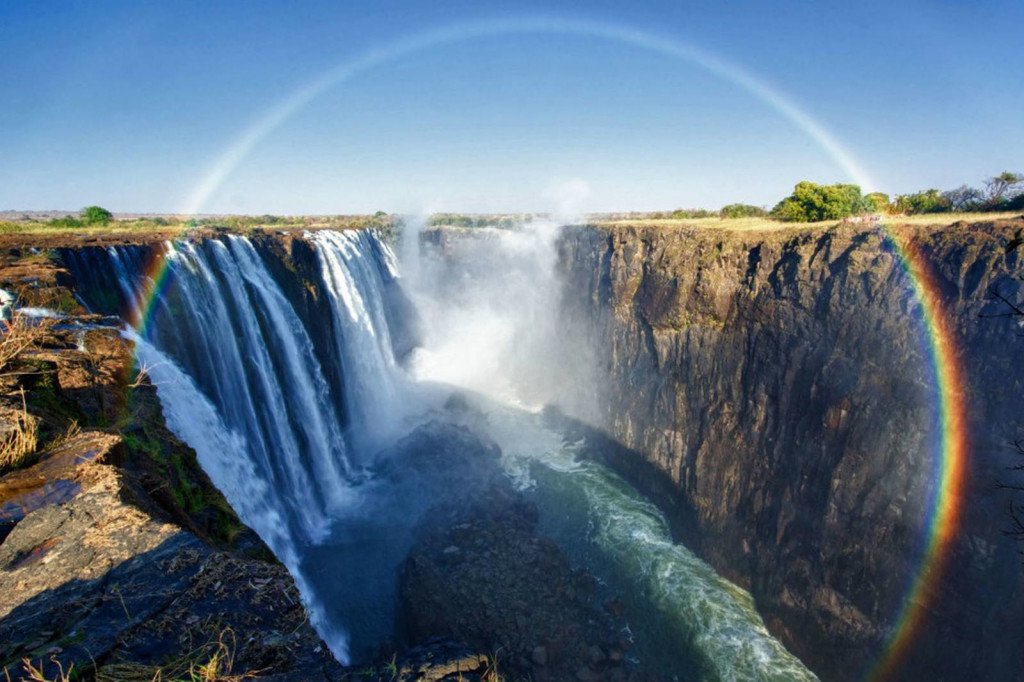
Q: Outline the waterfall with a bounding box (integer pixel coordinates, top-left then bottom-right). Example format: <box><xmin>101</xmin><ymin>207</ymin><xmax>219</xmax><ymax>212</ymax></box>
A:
<box><xmin>311</xmin><ymin>229</ymin><xmax>408</xmax><ymax>452</ymax></box>
<box><xmin>63</xmin><ymin>226</ymin><xmax>819</xmax><ymax>678</ymax></box>
<box><xmin>64</xmin><ymin>229</ymin><xmax>409</xmax><ymax>663</ymax></box>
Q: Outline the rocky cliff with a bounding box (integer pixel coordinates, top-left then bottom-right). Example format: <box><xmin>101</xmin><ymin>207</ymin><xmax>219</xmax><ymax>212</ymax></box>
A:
<box><xmin>556</xmin><ymin>218</ymin><xmax>1024</xmax><ymax>681</ymax></box>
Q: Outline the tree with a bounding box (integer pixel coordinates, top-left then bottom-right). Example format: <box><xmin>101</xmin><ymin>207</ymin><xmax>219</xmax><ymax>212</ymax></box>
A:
<box><xmin>81</xmin><ymin>206</ymin><xmax>113</xmax><ymax>225</ymax></box>
<box><xmin>892</xmin><ymin>189</ymin><xmax>950</xmax><ymax>215</ymax></box>
<box><xmin>720</xmin><ymin>203</ymin><xmax>767</xmax><ymax>219</ymax></box>
<box><xmin>943</xmin><ymin>185</ymin><xmax>985</xmax><ymax>212</ymax></box>
<box><xmin>865</xmin><ymin>192</ymin><xmax>891</xmax><ymax>213</ymax></box>
<box><xmin>984</xmin><ymin>171</ymin><xmax>1024</xmax><ymax>210</ymax></box>
<box><xmin>770</xmin><ymin>181</ymin><xmax>871</xmax><ymax>222</ymax></box>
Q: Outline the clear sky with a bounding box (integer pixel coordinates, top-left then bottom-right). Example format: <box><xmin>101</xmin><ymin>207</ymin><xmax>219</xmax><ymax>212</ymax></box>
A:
<box><xmin>1</xmin><ymin>0</ymin><xmax>1021</xmax><ymax>214</ymax></box>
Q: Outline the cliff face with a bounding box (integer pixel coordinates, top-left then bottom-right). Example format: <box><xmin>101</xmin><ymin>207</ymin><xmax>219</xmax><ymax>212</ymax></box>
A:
<box><xmin>557</xmin><ymin>219</ymin><xmax>1024</xmax><ymax>681</ymax></box>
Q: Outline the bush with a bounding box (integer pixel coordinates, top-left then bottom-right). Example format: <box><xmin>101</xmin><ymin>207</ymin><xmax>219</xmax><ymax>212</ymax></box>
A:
<box><xmin>720</xmin><ymin>203</ymin><xmax>767</xmax><ymax>218</ymax></box>
<box><xmin>48</xmin><ymin>216</ymin><xmax>83</xmax><ymax>229</ymax></box>
<box><xmin>770</xmin><ymin>181</ymin><xmax>872</xmax><ymax>222</ymax></box>
<box><xmin>82</xmin><ymin>206</ymin><xmax>113</xmax><ymax>225</ymax></box>
<box><xmin>864</xmin><ymin>192</ymin><xmax>891</xmax><ymax>213</ymax></box>
<box><xmin>892</xmin><ymin>189</ymin><xmax>950</xmax><ymax>215</ymax></box>
<box><xmin>669</xmin><ymin>208</ymin><xmax>717</xmax><ymax>219</ymax></box>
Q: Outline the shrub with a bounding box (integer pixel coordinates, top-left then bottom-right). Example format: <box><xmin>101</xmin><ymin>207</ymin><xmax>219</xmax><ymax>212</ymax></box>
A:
<box><xmin>669</xmin><ymin>208</ymin><xmax>717</xmax><ymax>219</ymax></box>
<box><xmin>0</xmin><ymin>392</ymin><xmax>39</xmax><ymax>473</ymax></box>
<box><xmin>82</xmin><ymin>206</ymin><xmax>113</xmax><ymax>225</ymax></box>
<box><xmin>720</xmin><ymin>203</ymin><xmax>767</xmax><ymax>218</ymax></box>
<box><xmin>47</xmin><ymin>216</ymin><xmax>83</xmax><ymax>229</ymax></box>
<box><xmin>892</xmin><ymin>189</ymin><xmax>950</xmax><ymax>215</ymax></box>
<box><xmin>864</xmin><ymin>192</ymin><xmax>891</xmax><ymax>213</ymax></box>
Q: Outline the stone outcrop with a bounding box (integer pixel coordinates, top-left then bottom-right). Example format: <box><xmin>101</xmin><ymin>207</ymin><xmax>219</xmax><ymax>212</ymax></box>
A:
<box><xmin>400</xmin><ymin>483</ymin><xmax>646</xmax><ymax>682</ymax></box>
<box><xmin>556</xmin><ymin>218</ymin><xmax>1024</xmax><ymax>681</ymax></box>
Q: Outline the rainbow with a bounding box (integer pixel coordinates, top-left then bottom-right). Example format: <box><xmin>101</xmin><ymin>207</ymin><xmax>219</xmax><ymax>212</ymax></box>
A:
<box><xmin>865</xmin><ymin>227</ymin><xmax>970</xmax><ymax>681</ymax></box>
<box><xmin>151</xmin><ymin>15</ymin><xmax>968</xmax><ymax>680</ymax></box>
<box><xmin>123</xmin><ymin>241</ymin><xmax>179</xmax><ymax>338</ymax></box>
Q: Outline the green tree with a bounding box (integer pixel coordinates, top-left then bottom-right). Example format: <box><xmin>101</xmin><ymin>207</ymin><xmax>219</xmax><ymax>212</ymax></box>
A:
<box><xmin>770</xmin><ymin>181</ymin><xmax>871</xmax><ymax>222</ymax></box>
<box><xmin>892</xmin><ymin>189</ymin><xmax>950</xmax><ymax>215</ymax></box>
<box><xmin>670</xmin><ymin>208</ymin><xmax>716</xmax><ymax>219</ymax></box>
<box><xmin>720</xmin><ymin>203</ymin><xmax>767</xmax><ymax>218</ymax></box>
<box><xmin>81</xmin><ymin>206</ymin><xmax>113</xmax><ymax>225</ymax></box>
<box><xmin>864</xmin><ymin>192</ymin><xmax>891</xmax><ymax>213</ymax></box>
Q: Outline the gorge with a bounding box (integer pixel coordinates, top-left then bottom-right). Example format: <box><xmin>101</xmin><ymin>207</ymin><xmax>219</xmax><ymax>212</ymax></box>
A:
<box><xmin>2</xmin><ymin>216</ymin><xmax>1023</xmax><ymax>681</ymax></box>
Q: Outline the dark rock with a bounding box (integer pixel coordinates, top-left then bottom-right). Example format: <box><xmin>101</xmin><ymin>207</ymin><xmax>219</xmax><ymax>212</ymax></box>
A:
<box><xmin>400</xmin><ymin>483</ymin><xmax>639</xmax><ymax>681</ymax></box>
<box><xmin>393</xmin><ymin>639</ymin><xmax>491</xmax><ymax>681</ymax></box>
<box><xmin>557</xmin><ymin>219</ymin><xmax>1024</xmax><ymax>681</ymax></box>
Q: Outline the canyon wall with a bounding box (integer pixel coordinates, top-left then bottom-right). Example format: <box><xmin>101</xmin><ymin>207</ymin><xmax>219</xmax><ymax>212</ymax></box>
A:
<box><xmin>556</xmin><ymin>219</ymin><xmax>1024</xmax><ymax>681</ymax></box>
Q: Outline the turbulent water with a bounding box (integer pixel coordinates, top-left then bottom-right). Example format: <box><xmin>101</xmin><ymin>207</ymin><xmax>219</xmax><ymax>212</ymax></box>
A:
<box><xmin>68</xmin><ymin>227</ymin><xmax>817</xmax><ymax>679</ymax></box>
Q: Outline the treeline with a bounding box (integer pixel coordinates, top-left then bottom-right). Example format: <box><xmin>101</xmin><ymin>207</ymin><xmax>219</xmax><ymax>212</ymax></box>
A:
<box><xmin>3</xmin><ymin>208</ymin><xmax>400</xmax><ymax>234</ymax></box>
<box><xmin>46</xmin><ymin>205</ymin><xmax>114</xmax><ymax>228</ymax></box>
<box><xmin>635</xmin><ymin>170</ymin><xmax>1023</xmax><ymax>224</ymax></box>
<box><xmin>427</xmin><ymin>213</ymin><xmax>536</xmax><ymax>229</ymax></box>
<box><xmin>769</xmin><ymin>171</ymin><xmax>1024</xmax><ymax>223</ymax></box>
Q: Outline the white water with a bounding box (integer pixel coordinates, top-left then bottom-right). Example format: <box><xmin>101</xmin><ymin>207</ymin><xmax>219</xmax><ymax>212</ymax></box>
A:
<box><xmin>311</xmin><ymin>229</ymin><xmax>411</xmax><ymax>452</ymax></box>
<box><xmin>127</xmin><ymin>332</ymin><xmax>349</xmax><ymax>662</ymax></box>
<box><xmin>405</xmin><ymin>219</ymin><xmax>597</xmax><ymax>417</ymax></box>
<box><xmin>94</xmin><ymin>230</ymin><xmax>413</xmax><ymax>664</ymax></box>
<box><xmin>86</xmin><ymin>227</ymin><xmax>817</xmax><ymax>679</ymax></box>
<box><xmin>158</xmin><ymin>238</ymin><xmax>351</xmax><ymax>541</ymax></box>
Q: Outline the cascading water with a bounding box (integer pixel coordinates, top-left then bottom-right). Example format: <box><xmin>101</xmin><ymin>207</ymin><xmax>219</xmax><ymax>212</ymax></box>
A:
<box><xmin>312</xmin><ymin>229</ymin><xmax>409</xmax><ymax>452</ymax></box>
<box><xmin>64</xmin><ymin>226</ymin><xmax>819</xmax><ymax>680</ymax></box>
<box><xmin>64</xmin><ymin>230</ymin><xmax>411</xmax><ymax>663</ymax></box>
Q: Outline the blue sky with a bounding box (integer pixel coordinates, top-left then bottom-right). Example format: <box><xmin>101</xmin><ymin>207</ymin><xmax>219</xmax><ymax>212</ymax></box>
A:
<box><xmin>1</xmin><ymin>0</ymin><xmax>1021</xmax><ymax>214</ymax></box>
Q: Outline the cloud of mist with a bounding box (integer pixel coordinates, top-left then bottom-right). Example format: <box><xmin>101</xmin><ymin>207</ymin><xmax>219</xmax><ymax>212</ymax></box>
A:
<box><xmin>544</xmin><ymin>178</ymin><xmax>593</xmax><ymax>220</ymax></box>
<box><xmin>399</xmin><ymin>213</ymin><xmax>598</xmax><ymax>419</ymax></box>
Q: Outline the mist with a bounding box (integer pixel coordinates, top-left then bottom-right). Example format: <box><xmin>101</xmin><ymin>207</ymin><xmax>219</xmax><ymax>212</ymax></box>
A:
<box><xmin>400</xmin><ymin>214</ymin><xmax>600</xmax><ymax>420</ymax></box>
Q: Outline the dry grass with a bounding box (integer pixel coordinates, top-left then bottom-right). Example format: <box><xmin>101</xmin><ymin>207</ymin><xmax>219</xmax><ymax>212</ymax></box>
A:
<box><xmin>0</xmin><ymin>388</ymin><xmax>39</xmax><ymax>472</ymax></box>
<box><xmin>43</xmin><ymin>420</ymin><xmax>81</xmax><ymax>453</ymax></box>
<box><xmin>5</xmin><ymin>657</ymin><xmax>74</xmax><ymax>682</ymax></box>
<box><xmin>0</xmin><ymin>214</ymin><xmax>394</xmax><ymax>238</ymax></box>
<box><xmin>95</xmin><ymin>628</ymin><xmax>263</xmax><ymax>682</ymax></box>
<box><xmin>0</xmin><ymin>311</ymin><xmax>54</xmax><ymax>472</ymax></box>
<box><xmin>596</xmin><ymin>215</ymin><xmax>826</xmax><ymax>232</ymax></box>
<box><xmin>878</xmin><ymin>211</ymin><xmax>1022</xmax><ymax>226</ymax></box>
<box><xmin>594</xmin><ymin>211</ymin><xmax>1023</xmax><ymax>233</ymax></box>
<box><xmin>0</xmin><ymin>220</ymin><xmax>188</xmax><ymax>238</ymax></box>
<box><xmin>0</xmin><ymin>312</ymin><xmax>55</xmax><ymax>374</ymax></box>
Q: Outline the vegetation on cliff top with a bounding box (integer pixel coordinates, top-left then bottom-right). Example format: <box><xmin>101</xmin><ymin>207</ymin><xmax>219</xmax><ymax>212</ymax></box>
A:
<box><xmin>0</xmin><ymin>209</ymin><xmax>399</xmax><ymax>238</ymax></box>
<box><xmin>1</xmin><ymin>170</ymin><xmax>1020</xmax><ymax>238</ymax></box>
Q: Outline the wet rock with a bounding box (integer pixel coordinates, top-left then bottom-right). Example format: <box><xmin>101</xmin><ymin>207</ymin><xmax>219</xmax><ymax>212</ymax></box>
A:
<box><xmin>393</xmin><ymin>639</ymin><xmax>491</xmax><ymax>681</ymax></box>
<box><xmin>400</xmin><ymin>483</ymin><xmax>638</xmax><ymax>681</ymax></box>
